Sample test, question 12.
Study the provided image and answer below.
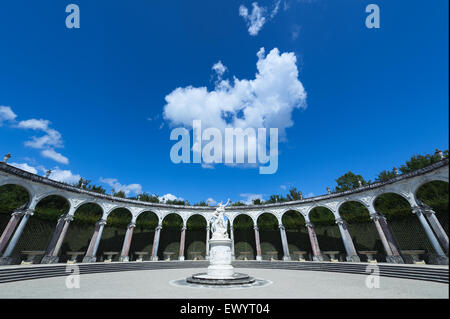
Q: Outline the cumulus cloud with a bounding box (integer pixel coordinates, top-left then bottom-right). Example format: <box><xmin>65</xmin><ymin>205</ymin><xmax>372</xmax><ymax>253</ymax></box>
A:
<box><xmin>0</xmin><ymin>106</ymin><xmax>17</xmax><ymax>126</ymax></box>
<box><xmin>158</xmin><ymin>193</ymin><xmax>184</xmax><ymax>203</ymax></box>
<box><xmin>9</xmin><ymin>162</ymin><xmax>38</xmax><ymax>174</ymax></box>
<box><xmin>100</xmin><ymin>178</ymin><xmax>143</xmax><ymax>196</ymax></box>
<box><xmin>240</xmin><ymin>193</ymin><xmax>264</xmax><ymax>205</ymax></box>
<box><xmin>206</xmin><ymin>198</ymin><xmax>217</xmax><ymax>206</ymax></box>
<box><xmin>49</xmin><ymin>168</ymin><xmax>81</xmax><ymax>184</ymax></box>
<box><xmin>16</xmin><ymin>118</ymin><xmax>68</xmax><ymax>164</ymax></box>
<box><xmin>239</xmin><ymin>1</ymin><xmax>281</xmax><ymax>36</ymax></box>
<box><xmin>164</xmin><ymin>47</ymin><xmax>306</xmax><ymax>166</ymax></box>
<box><xmin>41</xmin><ymin>149</ymin><xmax>69</xmax><ymax>164</ymax></box>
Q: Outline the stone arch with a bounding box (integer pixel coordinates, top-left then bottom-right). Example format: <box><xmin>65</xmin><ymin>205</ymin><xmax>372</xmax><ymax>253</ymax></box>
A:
<box><xmin>373</xmin><ymin>192</ymin><xmax>437</xmax><ymax>256</ymax></box>
<box><xmin>159</xmin><ymin>213</ymin><xmax>183</xmax><ymax>260</ymax></box>
<box><xmin>281</xmin><ymin>210</ymin><xmax>309</xmax><ymax>259</ymax></box>
<box><xmin>128</xmin><ymin>210</ymin><xmax>159</xmax><ymax>261</ymax></box>
<box><xmin>185</xmin><ymin>214</ymin><xmax>207</xmax><ymax>260</ymax></box>
<box><xmin>414</xmin><ymin>180</ymin><xmax>449</xmax><ymax>237</ymax></box>
<box><xmin>257</xmin><ymin>212</ymin><xmax>282</xmax><ymax>260</ymax></box>
<box><xmin>338</xmin><ymin>200</ymin><xmax>381</xmax><ymax>258</ymax></box>
<box><xmin>95</xmin><ymin>207</ymin><xmax>133</xmax><ymax>261</ymax></box>
<box><xmin>0</xmin><ymin>179</ymin><xmax>35</xmax><ymax>201</ymax></box>
<box><xmin>230</xmin><ymin>212</ymin><xmax>254</xmax><ymax>226</ymax></box>
<box><xmin>308</xmin><ymin>205</ymin><xmax>345</xmax><ymax>257</ymax></box>
<box><xmin>232</xmin><ymin>214</ymin><xmax>256</xmax><ymax>260</ymax></box>
<box><xmin>0</xmin><ymin>183</ymin><xmax>32</xmax><ymax>215</ymax></box>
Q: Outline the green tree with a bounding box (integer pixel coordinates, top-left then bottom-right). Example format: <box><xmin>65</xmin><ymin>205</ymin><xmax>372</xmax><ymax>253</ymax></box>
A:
<box><xmin>375</xmin><ymin>169</ymin><xmax>396</xmax><ymax>182</ymax></box>
<box><xmin>399</xmin><ymin>151</ymin><xmax>446</xmax><ymax>173</ymax></box>
<box><xmin>113</xmin><ymin>190</ymin><xmax>126</xmax><ymax>198</ymax></box>
<box><xmin>335</xmin><ymin>171</ymin><xmax>367</xmax><ymax>192</ymax></box>
<box><xmin>286</xmin><ymin>187</ymin><xmax>303</xmax><ymax>201</ymax></box>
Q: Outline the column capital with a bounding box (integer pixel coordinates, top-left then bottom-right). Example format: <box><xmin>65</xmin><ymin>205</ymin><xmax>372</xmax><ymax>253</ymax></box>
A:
<box><xmin>23</xmin><ymin>208</ymin><xmax>34</xmax><ymax>216</ymax></box>
<box><xmin>369</xmin><ymin>212</ymin><xmax>385</xmax><ymax>222</ymax></box>
<box><xmin>12</xmin><ymin>210</ymin><xmax>26</xmax><ymax>217</ymax></box>
<box><xmin>305</xmin><ymin>221</ymin><xmax>314</xmax><ymax>228</ymax></box>
<box><xmin>96</xmin><ymin>219</ymin><xmax>107</xmax><ymax>226</ymax></box>
<box><xmin>335</xmin><ymin>217</ymin><xmax>345</xmax><ymax>225</ymax></box>
<box><xmin>278</xmin><ymin>223</ymin><xmax>285</xmax><ymax>230</ymax></box>
<box><xmin>181</xmin><ymin>226</ymin><xmax>187</xmax><ymax>231</ymax></box>
<box><xmin>411</xmin><ymin>206</ymin><xmax>422</xmax><ymax>216</ymax></box>
<box><xmin>155</xmin><ymin>225</ymin><xmax>162</xmax><ymax>231</ymax></box>
<box><xmin>127</xmin><ymin>222</ymin><xmax>136</xmax><ymax>229</ymax></box>
<box><xmin>254</xmin><ymin>225</ymin><xmax>259</xmax><ymax>231</ymax></box>
<box><xmin>62</xmin><ymin>214</ymin><xmax>74</xmax><ymax>222</ymax></box>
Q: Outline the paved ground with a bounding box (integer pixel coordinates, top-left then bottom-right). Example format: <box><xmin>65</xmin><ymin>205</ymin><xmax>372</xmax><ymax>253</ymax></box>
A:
<box><xmin>0</xmin><ymin>268</ymin><xmax>447</xmax><ymax>298</ymax></box>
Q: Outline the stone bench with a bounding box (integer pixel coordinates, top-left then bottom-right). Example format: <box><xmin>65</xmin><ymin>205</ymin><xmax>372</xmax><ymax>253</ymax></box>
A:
<box><xmin>103</xmin><ymin>252</ymin><xmax>119</xmax><ymax>262</ymax></box>
<box><xmin>20</xmin><ymin>251</ymin><xmax>45</xmax><ymax>265</ymax></box>
<box><xmin>266</xmin><ymin>251</ymin><xmax>278</xmax><ymax>261</ymax></box>
<box><xmin>358</xmin><ymin>251</ymin><xmax>378</xmax><ymax>263</ymax></box>
<box><xmin>293</xmin><ymin>251</ymin><xmax>308</xmax><ymax>262</ymax></box>
<box><xmin>163</xmin><ymin>251</ymin><xmax>175</xmax><ymax>261</ymax></box>
<box><xmin>134</xmin><ymin>251</ymin><xmax>149</xmax><ymax>262</ymax></box>
<box><xmin>401</xmin><ymin>250</ymin><xmax>426</xmax><ymax>264</ymax></box>
<box><xmin>323</xmin><ymin>251</ymin><xmax>340</xmax><ymax>262</ymax></box>
<box><xmin>239</xmin><ymin>251</ymin><xmax>252</xmax><ymax>261</ymax></box>
<box><xmin>190</xmin><ymin>251</ymin><xmax>202</xmax><ymax>261</ymax></box>
<box><xmin>66</xmin><ymin>251</ymin><xmax>85</xmax><ymax>264</ymax></box>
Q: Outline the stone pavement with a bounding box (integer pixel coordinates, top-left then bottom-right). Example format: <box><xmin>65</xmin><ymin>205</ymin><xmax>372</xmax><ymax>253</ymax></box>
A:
<box><xmin>0</xmin><ymin>268</ymin><xmax>447</xmax><ymax>298</ymax></box>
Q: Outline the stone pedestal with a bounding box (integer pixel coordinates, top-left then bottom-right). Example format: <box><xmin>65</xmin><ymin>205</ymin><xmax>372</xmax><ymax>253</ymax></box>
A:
<box><xmin>207</xmin><ymin>238</ymin><xmax>234</xmax><ymax>278</ymax></box>
<box><xmin>40</xmin><ymin>256</ymin><xmax>59</xmax><ymax>264</ymax></box>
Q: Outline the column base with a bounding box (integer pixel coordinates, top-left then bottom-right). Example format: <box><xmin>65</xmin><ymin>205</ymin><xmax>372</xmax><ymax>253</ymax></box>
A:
<box><xmin>386</xmin><ymin>255</ymin><xmax>404</xmax><ymax>264</ymax></box>
<box><xmin>346</xmin><ymin>255</ymin><xmax>361</xmax><ymax>262</ymax></box>
<box><xmin>119</xmin><ymin>256</ymin><xmax>129</xmax><ymax>262</ymax></box>
<box><xmin>312</xmin><ymin>255</ymin><xmax>324</xmax><ymax>262</ymax></box>
<box><xmin>283</xmin><ymin>256</ymin><xmax>291</xmax><ymax>261</ymax></box>
<box><xmin>179</xmin><ymin>256</ymin><xmax>185</xmax><ymax>261</ymax></box>
<box><xmin>256</xmin><ymin>255</ymin><xmax>262</xmax><ymax>261</ymax></box>
<box><xmin>151</xmin><ymin>256</ymin><xmax>159</xmax><ymax>261</ymax></box>
<box><xmin>82</xmin><ymin>256</ymin><xmax>97</xmax><ymax>263</ymax></box>
<box><xmin>40</xmin><ymin>256</ymin><xmax>59</xmax><ymax>264</ymax></box>
<box><xmin>0</xmin><ymin>257</ymin><xmax>15</xmax><ymax>265</ymax></box>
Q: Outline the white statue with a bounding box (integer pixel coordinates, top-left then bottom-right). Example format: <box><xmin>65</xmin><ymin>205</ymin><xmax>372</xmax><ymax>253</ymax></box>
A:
<box><xmin>211</xmin><ymin>199</ymin><xmax>230</xmax><ymax>239</ymax></box>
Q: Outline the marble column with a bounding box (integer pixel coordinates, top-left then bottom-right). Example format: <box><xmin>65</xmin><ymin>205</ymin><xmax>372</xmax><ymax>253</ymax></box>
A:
<box><xmin>306</xmin><ymin>221</ymin><xmax>323</xmax><ymax>261</ymax></box>
<box><xmin>254</xmin><ymin>225</ymin><xmax>262</xmax><ymax>261</ymax></box>
<box><xmin>0</xmin><ymin>210</ymin><xmax>25</xmax><ymax>255</ymax></box>
<box><xmin>422</xmin><ymin>208</ymin><xmax>449</xmax><ymax>255</ymax></box>
<box><xmin>41</xmin><ymin>213</ymin><xmax>74</xmax><ymax>264</ymax></box>
<box><xmin>119</xmin><ymin>222</ymin><xmax>136</xmax><ymax>262</ymax></box>
<box><xmin>205</xmin><ymin>225</ymin><xmax>210</xmax><ymax>260</ymax></box>
<box><xmin>179</xmin><ymin>226</ymin><xmax>186</xmax><ymax>261</ymax></box>
<box><xmin>0</xmin><ymin>209</ymin><xmax>34</xmax><ymax>265</ymax></box>
<box><xmin>370</xmin><ymin>212</ymin><xmax>404</xmax><ymax>264</ymax></box>
<box><xmin>335</xmin><ymin>217</ymin><xmax>360</xmax><ymax>262</ymax></box>
<box><xmin>412</xmin><ymin>207</ymin><xmax>448</xmax><ymax>265</ymax></box>
<box><xmin>279</xmin><ymin>223</ymin><xmax>291</xmax><ymax>261</ymax></box>
<box><xmin>230</xmin><ymin>224</ymin><xmax>235</xmax><ymax>260</ymax></box>
<box><xmin>151</xmin><ymin>223</ymin><xmax>162</xmax><ymax>261</ymax></box>
<box><xmin>82</xmin><ymin>219</ymin><xmax>107</xmax><ymax>263</ymax></box>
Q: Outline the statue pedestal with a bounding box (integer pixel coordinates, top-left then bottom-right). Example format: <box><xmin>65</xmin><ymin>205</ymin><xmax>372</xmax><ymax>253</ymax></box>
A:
<box><xmin>207</xmin><ymin>238</ymin><xmax>234</xmax><ymax>278</ymax></box>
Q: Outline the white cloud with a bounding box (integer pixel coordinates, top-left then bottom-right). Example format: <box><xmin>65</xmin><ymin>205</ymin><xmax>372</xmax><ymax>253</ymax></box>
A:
<box><xmin>9</xmin><ymin>162</ymin><xmax>38</xmax><ymax>174</ymax></box>
<box><xmin>164</xmin><ymin>47</ymin><xmax>306</xmax><ymax>165</ymax></box>
<box><xmin>239</xmin><ymin>1</ymin><xmax>281</xmax><ymax>36</ymax></box>
<box><xmin>0</xmin><ymin>106</ymin><xmax>17</xmax><ymax>126</ymax></box>
<box><xmin>16</xmin><ymin>118</ymin><xmax>68</xmax><ymax>164</ymax></box>
<box><xmin>99</xmin><ymin>177</ymin><xmax>143</xmax><ymax>196</ymax></box>
<box><xmin>49</xmin><ymin>168</ymin><xmax>81</xmax><ymax>184</ymax></box>
<box><xmin>240</xmin><ymin>193</ymin><xmax>264</xmax><ymax>205</ymax></box>
<box><xmin>280</xmin><ymin>184</ymin><xmax>287</xmax><ymax>190</ymax></box>
<box><xmin>212</xmin><ymin>61</ymin><xmax>227</xmax><ymax>78</ymax></box>
<box><xmin>206</xmin><ymin>198</ymin><xmax>217</xmax><ymax>206</ymax></box>
<box><xmin>158</xmin><ymin>193</ymin><xmax>184</xmax><ymax>203</ymax></box>
<box><xmin>41</xmin><ymin>148</ymin><xmax>69</xmax><ymax>164</ymax></box>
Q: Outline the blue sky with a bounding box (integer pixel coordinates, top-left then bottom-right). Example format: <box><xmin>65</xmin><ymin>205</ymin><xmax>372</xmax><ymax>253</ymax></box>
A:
<box><xmin>0</xmin><ymin>0</ymin><xmax>448</xmax><ymax>205</ymax></box>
